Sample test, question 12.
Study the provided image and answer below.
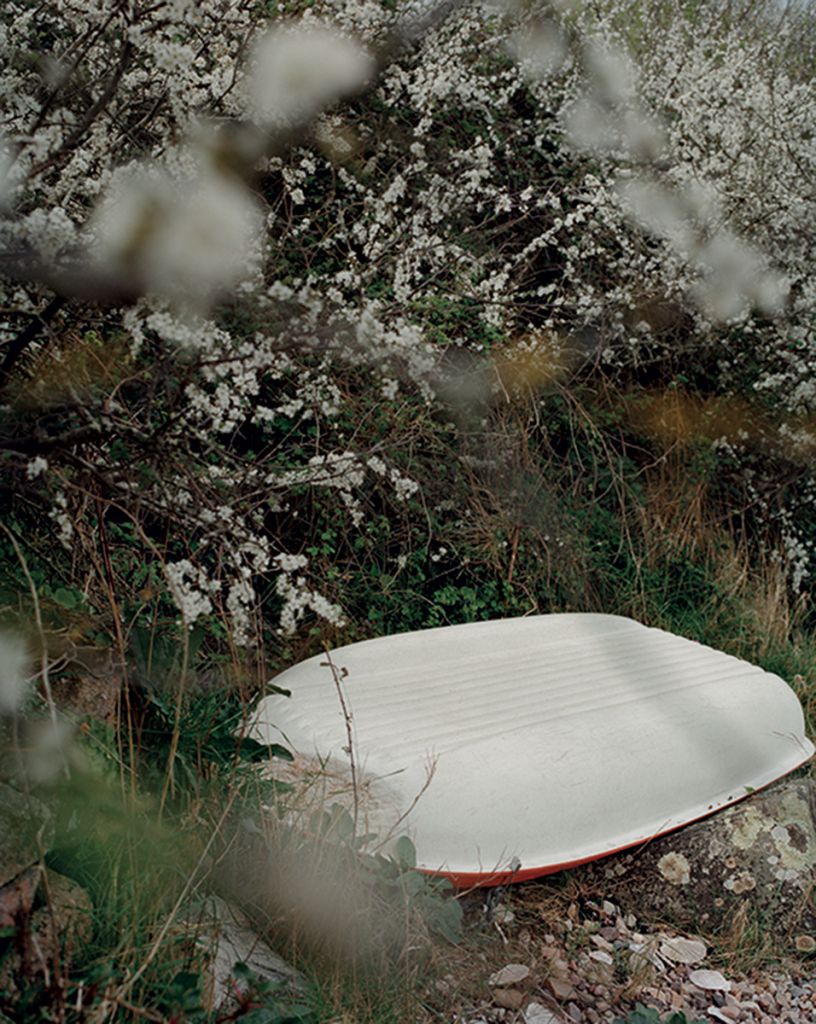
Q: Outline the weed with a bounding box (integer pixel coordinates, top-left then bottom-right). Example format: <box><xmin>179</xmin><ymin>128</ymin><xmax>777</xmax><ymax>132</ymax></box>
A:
<box><xmin>615</xmin><ymin>1008</ymin><xmax>706</xmax><ymax>1024</ymax></box>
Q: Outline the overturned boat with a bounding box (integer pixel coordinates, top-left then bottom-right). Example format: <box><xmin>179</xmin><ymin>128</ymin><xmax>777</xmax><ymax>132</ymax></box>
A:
<box><xmin>250</xmin><ymin>614</ymin><xmax>814</xmax><ymax>886</ymax></box>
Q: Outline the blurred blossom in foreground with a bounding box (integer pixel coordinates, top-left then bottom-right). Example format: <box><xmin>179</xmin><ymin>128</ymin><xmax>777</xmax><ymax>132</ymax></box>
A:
<box><xmin>564</xmin><ymin>93</ymin><xmax>665</xmax><ymax>162</ymax></box>
<box><xmin>247</xmin><ymin>20</ymin><xmax>374</xmax><ymax>130</ymax></box>
<box><xmin>616</xmin><ymin>178</ymin><xmax>695</xmax><ymax>253</ymax></box>
<box><xmin>18</xmin><ymin>717</ymin><xmax>74</xmax><ymax>785</ymax></box>
<box><xmin>584</xmin><ymin>37</ymin><xmax>637</xmax><ymax>105</ymax></box>
<box><xmin>509</xmin><ymin>21</ymin><xmax>566</xmax><ymax>81</ymax></box>
<box><xmin>89</xmin><ymin>159</ymin><xmax>263</xmax><ymax>311</ymax></box>
<box><xmin>616</xmin><ymin>177</ymin><xmax>788</xmax><ymax>321</ymax></box>
<box><xmin>693</xmin><ymin>233</ymin><xmax>788</xmax><ymax>321</ymax></box>
<box><xmin>0</xmin><ymin>135</ymin><xmax>13</xmax><ymax>210</ymax></box>
<box><xmin>564</xmin><ymin>96</ymin><xmax>622</xmax><ymax>154</ymax></box>
<box><xmin>561</xmin><ymin>35</ymin><xmax>665</xmax><ymax>162</ymax></box>
<box><xmin>0</xmin><ymin>629</ymin><xmax>29</xmax><ymax>715</ymax></box>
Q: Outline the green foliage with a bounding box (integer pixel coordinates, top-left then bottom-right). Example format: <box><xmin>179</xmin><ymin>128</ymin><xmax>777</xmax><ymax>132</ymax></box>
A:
<box><xmin>368</xmin><ymin>840</ymin><xmax>464</xmax><ymax>946</ymax></box>
<box><xmin>138</xmin><ymin>685</ymin><xmax>292</xmax><ymax>785</ymax></box>
<box><xmin>615</xmin><ymin>1005</ymin><xmax>706</xmax><ymax>1024</ymax></box>
<box><xmin>300</xmin><ymin>806</ymin><xmax>464</xmax><ymax>946</ymax></box>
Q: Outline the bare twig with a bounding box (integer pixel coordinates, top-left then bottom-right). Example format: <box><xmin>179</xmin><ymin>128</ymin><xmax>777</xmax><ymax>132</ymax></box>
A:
<box><xmin>370</xmin><ymin>754</ymin><xmax>438</xmax><ymax>852</ymax></box>
<box><xmin>320</xmin><ymin>649</ymin><xmax>359</xmax><ymax>834</ymax></box>
<box><xmin>0</xmin><ymin>295</ymin><xmax>66</xmax><ymax>391</ymax></box>
<box><xmin>30</xmin><ymin>41</ymin><xmax>134</xmax><ymax>178</ymax></box>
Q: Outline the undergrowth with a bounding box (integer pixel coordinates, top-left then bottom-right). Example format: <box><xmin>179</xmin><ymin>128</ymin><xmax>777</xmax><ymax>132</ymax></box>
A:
<box><xmin>2</xmin><ymin>372</ymin><xmax>814</xmax><ymax>1020</ymax></box>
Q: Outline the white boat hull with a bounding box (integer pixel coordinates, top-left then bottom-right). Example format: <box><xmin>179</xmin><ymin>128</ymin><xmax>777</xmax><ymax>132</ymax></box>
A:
<box><xmin>250</xmin><ymin>614</ymin><xmax>814</xmax><ymax>886</ymax></box>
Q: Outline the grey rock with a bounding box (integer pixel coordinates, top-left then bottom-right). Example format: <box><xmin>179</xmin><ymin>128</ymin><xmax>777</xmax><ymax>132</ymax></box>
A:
<box><xmin>0</xmin><ymin>782</ymin><xmax>52</xmax><ymax>886</ymax></box>
<box><xmin>0</xmin><ymin>867</ymin><xmax>92</xmax><ymax>997</ymax></box>
<box><xmin>40</xmin><ymin>868</ymin><xmax>93</xmax><ymax>946</ymax></box>
<box><xmin>195</xmin><ymin>896</ymin><xmax>301</xmax><ymax>1012</ymax></box>
<box><xmin>582</xmin><ymin>779</ymin><xmax>816</xmax><ymax>938</ymax></box>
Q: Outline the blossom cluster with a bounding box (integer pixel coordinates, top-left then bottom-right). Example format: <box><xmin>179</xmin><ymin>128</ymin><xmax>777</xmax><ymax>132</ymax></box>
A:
<box><xmin>1</xmin><ymin>0</ymin><xmax>814</xmax><ymax>638</ymax></box>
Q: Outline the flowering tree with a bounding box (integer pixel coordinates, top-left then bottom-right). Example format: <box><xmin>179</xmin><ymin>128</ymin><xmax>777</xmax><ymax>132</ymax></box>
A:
<box><xmin>0</xmin><ymin>0</ymin><xmax>813</xmax><ymax>653</ymax></box>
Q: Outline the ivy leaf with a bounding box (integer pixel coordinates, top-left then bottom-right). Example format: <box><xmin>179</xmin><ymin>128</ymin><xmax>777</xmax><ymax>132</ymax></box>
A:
<box><xmin>394</xmin><ymin>834</ymin><xmax>416</xmax><ymax>869</ymax></box>
<box><xmin>52</xmin><ymin>586</ymin><xmax>79</xmax><ymax>610</ymax></box>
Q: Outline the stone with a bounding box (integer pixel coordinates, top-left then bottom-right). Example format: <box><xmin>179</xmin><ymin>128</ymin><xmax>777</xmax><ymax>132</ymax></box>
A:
<box><xmin>54</xmin><ymin>665</ymin><xmax>119</xmax><ymax>725</ymax></box>
<box><xmin>538</xmin><ymin>944</ymin><xmax>562</xmax><ymax>960</ymax></box>
<box><xmin>0</xmin><ymin>868</ymin><xmax>91</xmax><ymax>996</ymax></box>
<box><xmin>579</xmin><ymin>780</ymin><xmax>816</xmax><ymax>939</ymax></box>
<box><xmin>546</xmin><ymin>976</ymin><xmax>576</xmax><ymax>1001</ymax></box>
<box><xmin>627</xmin><ymin>948</ymin><xmax>657</xmax><ymax>985</ymax></box>
<box><xmin>493</xmin><ymin>988</ymin><xmax>525</xmax><ymax>1010</ymax></box>
<box><xmin>658</xmin><ymin>851</ymin><xmax>691</xmax><ymax>885</ymax></box>
<box><xmin>0</xmin><ymin>867</ymin><xmax>39</xmax><ymax>927</ymax></box>
<box><xmin>0</xmin><ymin>783</ymin><xmax>52</xmax><ymax>887</ymax></box>
<box><xmin>196</xmin><ymin>897</ymin><xmax>300</xmax><ymax>1011</ymax></box>
<box><xmin>489</xmin><ymin>963</ymin><xmax>530</xmax><ymax>987</ymax></box>
<box><xmin>524</xmin><ymin>1002</ymin><xmax>560</xmax><ymax>1024</ymax></box>
<box><xmin>493</xmin><ymin>905</ymin><xmax>515</xmax><ymax>925</ymax></box>
<box><xmin>39</xmin><ymin>868</ymin><xmax>93</xmax><ymax>947</ymax></box>
<box><xmin>668</xmin><ymin>991</ymin><xmax>685</xmax><ymax>1011</ymax></box>
<box><xmin>659</xmin><ymin>936</ymin><xmax>708</xmax><ymax>964</ymax></box>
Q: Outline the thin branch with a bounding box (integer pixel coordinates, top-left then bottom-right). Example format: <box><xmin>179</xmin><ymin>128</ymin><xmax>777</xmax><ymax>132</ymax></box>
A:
<box><xmin>320</xmin><ymin>650</ymin><xmax>359</xmax><ymax>834</ymax></box>
<box><xmin>30</xmin><ymin>41</ymin><xmax>134</xmax><ymax>178</ymax></box>
<box><xmin>0</xmin><ymin>424</ymin><xmax>104</xmax><ymax>455</ymax></box>
<box><xmin>0</xmin><ymin>295</ymin><xmax>66</xmax><ymax>391</ymax></box>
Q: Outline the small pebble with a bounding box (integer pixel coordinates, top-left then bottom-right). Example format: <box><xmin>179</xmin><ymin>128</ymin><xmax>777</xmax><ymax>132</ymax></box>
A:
<box><xmin>493</xmin><ymin>988</ymin><xmax>525</xmax><ymax>1010</ymax></box>
<box><xmin>690</xmin><ymin>970</ymin><xmax>732</xmax><ymax>993</ymax></box>
<box><xmin>524</xmin><ymin>1003</ymin><xmax>560</xmax><ymax>1024</ymax></box>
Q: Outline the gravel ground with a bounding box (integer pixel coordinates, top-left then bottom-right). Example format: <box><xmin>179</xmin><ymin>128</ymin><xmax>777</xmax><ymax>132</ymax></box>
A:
<box><xmin>452</xmin><ymin>896</ymin><xmax>815</xmax><ymax>1024</ymax></box>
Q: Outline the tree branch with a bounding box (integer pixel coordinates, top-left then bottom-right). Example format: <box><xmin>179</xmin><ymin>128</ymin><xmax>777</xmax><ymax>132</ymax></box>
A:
<box><xmin>0</xmin><ymin>295</ymin><xmax>66</xmax><ymax>391</ymax></box>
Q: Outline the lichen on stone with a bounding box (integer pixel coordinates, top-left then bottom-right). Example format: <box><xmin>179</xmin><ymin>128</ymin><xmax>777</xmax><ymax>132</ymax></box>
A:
<box><xmin>657</xmin><ymin>851</ymin><xmax>691</xmax><ymax>885</ymax></box>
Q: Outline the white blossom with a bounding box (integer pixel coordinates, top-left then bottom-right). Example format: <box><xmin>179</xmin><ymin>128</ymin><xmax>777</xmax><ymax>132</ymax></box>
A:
<box><xmin>164</xmin><ymin>559</ymin><xmax>220</xmax><ymax>627</ymax></box>
<box><xmin>1</xmin><ymin>0</ymin><xmax>814</xmax><ymax>635</ymax></box>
